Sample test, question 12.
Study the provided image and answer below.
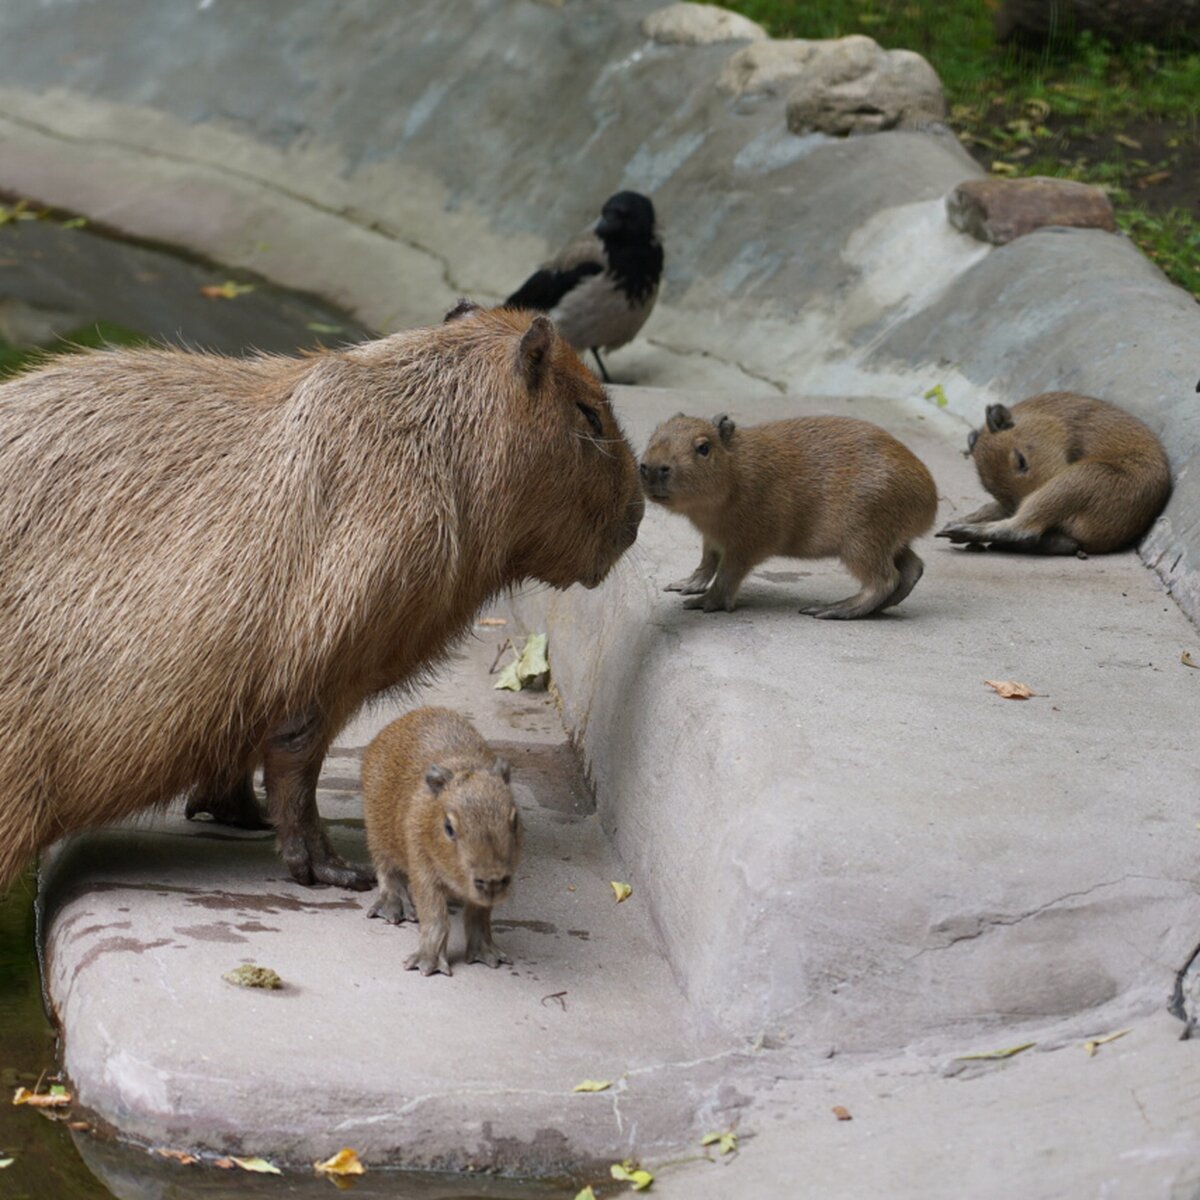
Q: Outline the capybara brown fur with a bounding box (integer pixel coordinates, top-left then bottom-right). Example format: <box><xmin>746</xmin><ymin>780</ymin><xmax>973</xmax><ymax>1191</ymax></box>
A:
<box><xmin>0</xmin><ymin>302</ymin><xmax>642</xmax><ymax>893</ymax></box>
<box><xmin>640</xmin><ymin>413</ymin><xmax>938</xmax><ymax>618</ymax></box>
<box><xmin>937</xmin><ymin>392</ymin><xmax>1170</xmax><ymax>554</ymax></box>
<box><xmin>362</xmin><ymin>706</ymin><xmax>521</xmax><ymax>977</ymax></box>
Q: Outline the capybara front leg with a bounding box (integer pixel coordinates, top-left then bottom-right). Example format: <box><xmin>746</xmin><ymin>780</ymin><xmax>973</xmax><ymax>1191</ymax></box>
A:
<box><xmin>464</xmin><ymin>903</ymin><xmax>512</xmax><ymax>968</ymax></box>
<box><xmin>666</xmin><ymin>540</ymin><xmax>719</xmax><ymax>594</ymax></box>
<box><xmin>405</xmin><ymin>877</ymin><xmax>452</xmax><ymax>977</ymax></box>
<box><xmin>185</xmin><ymin>772</ymin><xmax>270</xmax><ymax>830</ymax></box>
<box><xmin>682</xmin><ymin>555</ymin><xmax>749</xmax><ymax>613</ymax></box>
<box><xmin>263</xmin><ymin>712</ymin><xmax>375</xmax><ymax>891</ymax></box>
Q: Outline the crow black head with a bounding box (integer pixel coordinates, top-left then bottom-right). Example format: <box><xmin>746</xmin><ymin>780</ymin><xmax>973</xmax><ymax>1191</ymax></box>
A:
<box><xmin>596</xmin><ymin>191</ymin><xmax>656</xmax><ymax>242</ymax></box>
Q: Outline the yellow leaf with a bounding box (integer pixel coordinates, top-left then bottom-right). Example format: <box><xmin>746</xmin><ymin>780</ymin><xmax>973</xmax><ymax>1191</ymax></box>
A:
<box><xmin>572</xmin><ymin>1079</ymin><xmax>611</xmax><ymax>1093</ymax></box>
<box><xmin>200</xmin><ymin>281</ymin><xmax>256</xmax><ymax>300</ymax></box>
<box><xmin>494</xmin><ymin>633</ymin><xmax>549</xmax><ymax>692</ymax></box>
<box><xmin>12</xmin><ymin>1086</ymin><xmax>71</xmax><ymax>1108</ymax></box>
<box><xmin>1181</xmin><ymin>651</ymin><xmax>1198</xmax><ymax>668</ymax></box>
<box><xmin>611</xmin><ymin>1159</ymin><xmax>654</xmax><ymax>1190</ymax></box>
<box><xmin>222</xmin><ymin>964</ymin><xmax>283</xmax><ymax>989</ymax></box>
<box><xmin>990</xmin><ymin>161</ymin><xmax>1019</xmax><ymax>176</ymax></box>
<box><xmin>314</xmin><ymin>1148</ymin><xmax>366</xmax><ymax>1177</ymax></box>
<box><xmin>1114</xmin><ymin>132</ymin><xmax>1142</xmax><ymax>150</ymax></box>
<box><xmin>230</xmin><ymin>1156</ymin><xmax>282</xmax><ymax>1174</ymax></box>
<box><xmin>1083</xmin><ymin>1029</ymin><xmax>1130</xmax><ymax>1056</ymax></box>
<box><xmin>0</xmin><ymin>1157</ymin><xmax>13</xmax><ymax>1168</ymax></box>
<box><xmin>610</xmin><ymin>881</ymin><xmax>632</xmax><ymax>903</ymax></box>
<box><xmin>702</xmin><ymin>1130</ymin><xmax>738</xmax><ymax>1153</ymax></box>
<box><xmin>153</xmin><ymin>1148</ymin><xmax>199</xmax><ymax>1165</ymax></box>
<box><xmin>575</xmin><ymin>1189</ymin><xmax>597</xmax><ymax>1200</ymax></box>
<box><xmin>955</xmin><ymin>1042</ymin><xmax>1034</xmax><ymax>1061</ymax></box>
<box><xmin>923</xmin><ymin>384</ymin><xmax>948</xmax><ymax>407</ymax></box>
<box><xmin>984</xmin><ymin>679</ymin><xmax>1035</xmax><ymax>700</ymax></box>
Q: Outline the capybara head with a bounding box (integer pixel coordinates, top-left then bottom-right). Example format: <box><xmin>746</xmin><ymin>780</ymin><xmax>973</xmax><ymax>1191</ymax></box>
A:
<box><xmin>639</xmin><ymin>412</ymin><xmax>737</xmax><ymax>512</ymax></box>
<box><xmin>967</xmin><ymin>402</ymin><xmax>1064</xmax><ymax>509</ymax></box>
<box><xmin>425</xmin><ymin>757</ymin><xmax>521</xmax><ymax>907</ymax></box>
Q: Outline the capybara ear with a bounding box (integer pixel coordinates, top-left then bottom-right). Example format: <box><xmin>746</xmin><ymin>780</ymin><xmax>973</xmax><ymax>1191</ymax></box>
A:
<box><xmin>443</xmin><ymin>298</ymin><xmax>481</xmax><ymax>323</ymax></box>
<box><xmin>517</xmin><ymin>316</ymin><xmax>555</xmax><ymax>388</ymax></box>
<box><xmin>425</xmin><ymin>764</ymin><xmax>453</xmax><ymax>793</ymax></box>
<box><xmin>491</xmin><ymin>756</ymin><xmax>511</xmax><ymax>784</ymax></box>
<box><xmin>715</xmin><ymin>414</ymin><xmax>736</xmax><ymax>445</ymax></box>
<box><xmin>986</xmin><ymin>404</ymin><xmax>1014</xmax><ymax>433</ymax></box>
<box><xmin>967</xmin><ymin>428</ymin><xmax>979</xmax><ymax>453</ymax></box>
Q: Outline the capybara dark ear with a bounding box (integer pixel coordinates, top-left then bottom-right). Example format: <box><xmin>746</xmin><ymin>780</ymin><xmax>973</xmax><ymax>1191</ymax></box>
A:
<box><xmin>715</xmin><ymin>414</ymin><xmax>736</xmax><ymax>445</ymax></box>
<box><xmin>986</xmin><ymin>404</ymin><xmax>1014</xmax><ymax>433</ymax></box>
<box><xmin>967</xmin><ymin>428</ymin><xmax>979</xmax><ymax>453</ymax></box>
<box><xmin>517</xmin><ymin>316</ymin><xmax>555</xmax><ymax>387</ymax></box>
<box><xmin>491</xmin><ymin>756</ymin><xmax>511</xmax><ymax>784</ymax></box>
<box><xmin>443</xmin><ymin>298</ymin><xmax>481</xmax><ymax>323</ymax></box>
<box><xmin>425</xmin><ymin>764</ymin><xmax>453</xmax><ymax>793</ymax></box>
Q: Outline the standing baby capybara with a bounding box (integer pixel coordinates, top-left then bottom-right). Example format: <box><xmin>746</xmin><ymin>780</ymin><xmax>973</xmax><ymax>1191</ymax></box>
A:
<box><xmin>937</xmin><ymin>392</ymin><xmax>1170</xmax><ymax>554</ymax></box>
<box><xmin>0</xmin><ymin>302</ymin><xmax>642</xmax><ymax>893</ymax></box>
<box><xmin>640</xmin><ymin>413</ymin><xmax>938</xmax><ymax>618</ymax></box>
<box><xmin>363</xmin><ymin>707</ymin><xmax>522</xmax><ymax>977</ymax></box>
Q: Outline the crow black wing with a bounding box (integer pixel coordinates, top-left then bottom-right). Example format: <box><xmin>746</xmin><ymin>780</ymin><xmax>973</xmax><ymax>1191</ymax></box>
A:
<box><xmin>504</xmin><ymin>261</ymin><xmax>603</xmax><ymax>312</ymax></box>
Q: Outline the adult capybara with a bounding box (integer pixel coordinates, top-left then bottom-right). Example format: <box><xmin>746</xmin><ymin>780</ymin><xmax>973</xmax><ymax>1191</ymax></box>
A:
<box><xmin>937</xmin><ymin>392</ymin><xmax>1170</xmax><ymax>554</ymax></box>
<box><xmin>0</xmin><ymin>302</ymin><xmax>642</xmax><ymax>892</ymax></box>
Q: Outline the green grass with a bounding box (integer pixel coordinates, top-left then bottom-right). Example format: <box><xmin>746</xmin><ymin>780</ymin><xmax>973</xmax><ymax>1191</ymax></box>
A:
<box><xmin>0</xmin><ymin>320</ymin><xmax>147</xmax><ymax>379</ymax></box>
<box><xmin>715</xmin><ymin>1</ymin><xmax>1200</xmax><ymax>297</ymax></box>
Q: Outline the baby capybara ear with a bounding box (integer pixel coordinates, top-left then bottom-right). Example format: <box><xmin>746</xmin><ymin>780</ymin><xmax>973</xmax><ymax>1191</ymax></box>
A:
<box><xmin>986</xmin><ymin>404</ymin><xmax>1014</xmax><ymax>433</ymax></box>
<box><xmin>715</xmin><ymin>414</ymin><xmax>736</xmax><ymax>445</ymax></box>
<box><xmin>517</xmin><ymin>315</ymin><xmax>555</xmax><ymax>388</ymax></box>
<box><xmin>443</xmin><ymin>298</ymin><xmax>482</xmax><ymax>323</ymax></box>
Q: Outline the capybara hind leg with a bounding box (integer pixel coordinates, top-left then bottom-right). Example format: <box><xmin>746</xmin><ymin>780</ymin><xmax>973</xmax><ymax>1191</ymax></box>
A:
<box><xmin>937</xmin><ymin>500</ymin><xmax>1008</xmax><ymax>539</ymax></box>
<box><xmin>803</xmin><ymin>553</ymin><xmax>899</xmax><ymax>620</ymax></box>
<box><xmin>666</xmin><ymin>540</ymin><xmax>719</xmax><ymax>594</ymax></box>
<box><xmin>185</xmin><ymin>772</ymin><xmax>270</xmax><ymax>830</ymax></box>
<box><xmin>367</xmin><ymin>866</ymin><xmax>414</xmax><ymax>924</ymax></box>
<box><xmin>881</xmin><ymin>546</ymin><xmax>925</xmax><ymax>610</ymax></box>
<box><xmin>264</xmin><ymin>712</ymin><xmax>375</xmax><ymax>891</ymax></box>
<box><xmin>464</xmin><ymin>903</ymin><xmax>511</xmax><ymax>968</ymax></box>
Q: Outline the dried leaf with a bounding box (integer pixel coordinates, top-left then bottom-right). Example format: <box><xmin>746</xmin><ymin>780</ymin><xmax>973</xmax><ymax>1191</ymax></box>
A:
<box><xmin>314</xmin><ymin>1148</ymin><xmax>366</xmax><ymax>1177</ymax></box>
<box><xmin>230</xmin><ymin>1156</ymin><xmax>282</xmax><ymax>1174</ymax></box>
<box><xmin>12</xmin><ymin>1086</ymin><xmax>71</xmax><ymax>1108</ymax></box>
<box><xmin>200</xmin><ymin>281</ymin><xmax>256</xmax><ymax>300</ymax></box>
<box><xmin>923</xmin><ymin>384</ymin><xmax>948</xmax><ymax>408</ymax></box>
<box><xmin>1182</xmin><ymin>651</ymin><xmax>1198</xmax><ymax>669</ymax></box>
<box><xmin>610</xmin><ymin>881</ymin><xmax>632</xmax><ymax>903</ymax></box>
<box><xmin>222</xmin><ymin>964</ymin><xmax>283</xmax><ymax>989</ymax></box>
<box><xmin>0</xmin><ymin>1157</ymin><xmax>13</xmax><ymax>1168</ymax></box>
<box><xmin>984</xmin><ymin>679</ymin><xmax>1035</xmax><ymax>699</ymax></box>
<box><xmin>990</xmin><ymin>161</ymin><xmax>1019</xmax><ymax>176</ymax></box>
<box><xmin>1083</xmin><ymin>1028</ymin><xmax>1130</xmax><ymax>1056</ymax></box>
<box><xmin>610</xmin><ymin>1159</ymin><xmax>654</xmax><ymax>1190</ymax></box>
<box><xmin>61</xmin><ymin>217</ymin><xmax>88</xmax><ymax>230</ymax></box>
<box><xmin>494</xmin><ymin>633</ymin><xmax>549</xmax><ymax>692</ymax></box>
<box><xmin>1113</xmin><ymin>133</ymin><xmax>1142</xmax><ymax>150</ymax></box>
<box><xmin>572</xmin><ymin>1079</ymin><xmax>611</xmax><ymax>1093</ymax></box>
<box><xmin>1135</xmin><ymin>170</ymin><xmax>1172</xmax><ymax>189</ymax></box>
<box><xmin>832</xmin><ymin>1105</ymin><xmax>852</xmax><ymax>1121</ymax></box>
<box><xmin>154</xmin><ymin>1148</ymin><xmax>199</xmax><ymax>1165</ymax></box>
<box><xmin>701</xmin><ymin>1130</ymin><xmax>738</xmax><ymax>1153</ymax></box>
<box><xmin>306</xmin><ymin>322</ymin><xmax>344</xmax><ymax>335</ymax></box>
<box><xmin>955</xmin><ymin>1042</ymin><xmax>1034</xmax><ymax>1061</ymax></box>
<box><xmin>477</xmin><ymin>617</ymin><xmax>507</xmax><ymax>627</ymax></box>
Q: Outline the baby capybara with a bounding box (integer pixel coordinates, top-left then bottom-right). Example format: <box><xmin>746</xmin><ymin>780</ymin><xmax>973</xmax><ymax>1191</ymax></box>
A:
<box><xmin>0</xmin><ymin>302</ymin><xmax>642</xmax><ymax>892</ymax></box>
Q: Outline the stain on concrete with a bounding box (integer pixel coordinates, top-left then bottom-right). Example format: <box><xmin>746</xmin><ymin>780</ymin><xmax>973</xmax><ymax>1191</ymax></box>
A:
<box><xmin>73</xmin><ymin>935</ymin><xmax>175</xmax><ymax>981</ymax></box>
<box><xmin>490</xmin><ymin>739</ymin><xmax>593</xmax><ymax>816</ymax></box>
<box><xmin>493</xmin><ymin>919</ymin><xmax>558</xmax><ymax>935</ymax></box>
<box><xmin>173</xmin><ymin>922</ymin><xmax>249</xmax><ymax>944</ymax></box>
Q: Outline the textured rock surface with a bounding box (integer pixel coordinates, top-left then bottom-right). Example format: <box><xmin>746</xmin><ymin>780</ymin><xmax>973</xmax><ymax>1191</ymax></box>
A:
<box><xmin>947</xmin><ymin>176</ymin><xmax>1118</xmax><ymax>244</ymax></box>
<box><xmin>643</xmin><ymin>1</ymin><xmax>766</xmax><ymax>45</ymax></box>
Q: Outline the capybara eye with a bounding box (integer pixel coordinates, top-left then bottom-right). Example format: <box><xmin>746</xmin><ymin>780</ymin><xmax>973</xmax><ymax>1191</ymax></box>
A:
<box><xmin>1014</xmin><ymin>449</ymin><xmax>1029</xmax><ymax>473</ymax></box>
<box><xmin>696</xmin><ymin>441</ymin><xmax>710</xmax><ymax>458</ymax></box>
<box><xmin>577</xmin><ymin>402</ymin><xmax>603</xmax><ymax>437</ymax></box>
<box><xmin>500</xmin><ymin>875</ymin><xmax>512</xmax><ymax>888</ymax></box>
<box><xmin>443</xmin><ymin>818</ymin><xmax>456</xmax><ymax>840</ymax></box>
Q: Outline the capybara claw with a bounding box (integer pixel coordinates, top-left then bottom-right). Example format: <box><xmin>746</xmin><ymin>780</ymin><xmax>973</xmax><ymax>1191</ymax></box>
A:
<box><xmin>405</xmin><ymin>951</ymin><xmax>451</xmax><ymax>977</ymax></box>
<box><xmin>306</xmin><ymin>855</ymin><xmax>375</xmax><ymax>891</ymax></box>
<box><xmin>367</xmin><ymin>894</ymin><xmax>409</xmax><ymax>923</ymax></box>
<box><xmin>466</xmin><ymin>942</ymin><xmax>512</xmax><ymax>969</ymax></box>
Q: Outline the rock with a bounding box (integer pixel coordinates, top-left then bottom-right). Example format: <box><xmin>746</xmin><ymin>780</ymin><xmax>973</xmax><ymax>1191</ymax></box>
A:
<box><xmin>946</xmin><ymin>176</ymin><xmax>1117</xmax><ymax>245</ymax></box>
<box><xmin>643</xmin><ymin>2</ymin><xmax>767</xmax><ymax>46</ymax></box>
<box><xmin>717</xmin><ymin>38</ymin><xmax>822</xmax><ymax>97</ymax></box>
<box><xmin>785</xmin><ymin>39</ymin><xmax>946</xmax><ymax>135</ymax></box>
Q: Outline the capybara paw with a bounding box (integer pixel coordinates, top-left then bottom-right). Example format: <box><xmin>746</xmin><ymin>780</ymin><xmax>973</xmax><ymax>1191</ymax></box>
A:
<box><xmin>682</xmin><ymin>592</ymin><xmax>732</xmax><ymax>612</ymax></box>
<box><xmin>405</xmin><ymin>950</ymin><xmax>451</xmax><ymax>977</ymax></box>
<box><xmin>367</xmin><ymin>894</ymin><xmax>409</xmax><ymax>924</ymax></box>
<box><xmin>309</xmin><ymin>855</ymin><xmax>376</xmax><ymax>891</ymax></box>
<box><xmin>936</xmin><ymin>522</ymin><xmax>983</xmax><ymax>544</ymax></box>
<box><xmin>665</xmin><ymin>575</ymin><xmax>709</xmax><ymax>594</ymax></box>
<box><xmin>466</xmin><ymin>940</ymin><xmax>512</xmax><ymax>969</ymax></box>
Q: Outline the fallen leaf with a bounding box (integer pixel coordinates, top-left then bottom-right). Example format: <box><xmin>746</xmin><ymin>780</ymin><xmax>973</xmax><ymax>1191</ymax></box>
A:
<box><xmin>923</xmin><ymin>384</ymin><xmax>948</xmax><ymax>407</ymax></box>
<box><xmin>200</xmin><ymin>281</ymin><xmax>256</xmax><ymax>300</ymax></box>
<box><xmin>701</xmin><ymin>1130</ymin><xmax>738</xmax><ymax>1153</ymax></box>
<box><xmin>67</xmin><ymin>1121</ymin><xmax>90</xmax><ymax>1132</ymax></box>
<box><xmin>12</xmin><ymin>1086</ymin><xmax>71</xmax><ymax>1108</ymax></box>
<box><xmin>154</xmin><ymin>1148</ymin><xmax>199</xmax><ymax>1165</ymax></box>
<box><xmin>0</xmin><ymin>1157</ymin><xmax>13</xmax><ymax>1168</ymax></box>
<box><xmin>955</xmin><ymin>1042</ymin><xmax>1034</xmax><ymax>1061</ymax></box>
<box><xmin>214</xmin><ymin>1158</ymin><xmax>235</xmax><ymax>1169</ymax></box>
<box><xmin>230</xmin><ymin>1156</ymin><xmax>282</xmax><ymax>1175</ymax></box>
<box><xmin>314</xmin><ymin>1148</ymin><xmax>365</xmax><ymax>1178</ymax></box>
<box><xmin>575</xmin><ymin>1189</ymin><xmax>597</xmax><ymax>1200</ymax></box>
<box><xmin>990</xmin><ymin>161</ymin><xmax>1019</xmax><ymax>176</ymax></box>
<box><xmin>61</xmin><ymin>217</ymin><xmax>88</xmax><ymax>230</ymax></box>
<box><xmin>572</xmin><ymin>1079</ymin><xmax>611</xmax><ymax>1093</ymax></box>
<box><xmin>610</xmin><ymin>881</ymin><xmax>632</xmax><ymax>903</ymax></box>
<box><xmin>610</xmin><ymin>1159</ymin><xmax>654</xmax><ymax>1190</ymax></box>
<box><xmin>984</xmin><ymin>679</ymin><xmax>1035</xmax><ymax>699</ymax></box>
<box><xmin>1182</xmin><ymin>651</ymin><xmax>1198</xmax><ymax>669</ymax></box>
<box><xmin>305</xmin><ymin>322</ymin><xmax>344</xmax><ymax>335</ymax></box>
<box><xmin>477</xmin><ymin>617</ymin><xmax>507</xmax><ymax>627</ymax></box>
<box><xmin>1114</xmin><ymin>133</ymin><xmax>1142</xmax><ymax>150</ymax></box>
<box><xmin>1135</xmin><ymin>170</ymin><xmax>1172</xmax><ymax>189</ymax></box>
<box><xmin>832</xmin><ymin>1105</ymin><xmax>853</xmax><ymax>1121</ymax></box>
<box><xmin>222</xmin><ymin>964</ymin><xmax>283</xmax><ymax>989</ymax></box>
<box><xmin>1083</xmin><ymin>1028</ymin><xmax>1130</xmax><ymax>1056</ymax></box>
<box><xmin>494</xmin><ymin>633</ymin><xmax>549</xmax><ymax>692</ymax></box>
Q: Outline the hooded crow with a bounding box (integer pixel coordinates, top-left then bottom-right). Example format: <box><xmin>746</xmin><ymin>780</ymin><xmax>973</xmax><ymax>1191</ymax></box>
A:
<box><xmin>505</xmin><ymin>191</ymin><xmax>663</xmax><ymax>382</ymax></box>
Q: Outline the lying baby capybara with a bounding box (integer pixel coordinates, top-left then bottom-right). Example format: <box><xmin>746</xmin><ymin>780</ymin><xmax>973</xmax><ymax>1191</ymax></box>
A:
<box><xmin>0</xmin><ymin>302</ymin><xmax>642</xmax><ymax>892</ymax></box>
<box><xmin>640</xmin><ymin>413</ymin><xmax>937</xmax><ymax>618</ymax></box>
<box><xmin>363</xmin><ymin>707</ymin><xmax>522</xmax><ymax>977</ymax></box>
<box><xmin>938</xmin><ymin>392</ymin><xmax>1170</xmax><ymax>554</ymax></box>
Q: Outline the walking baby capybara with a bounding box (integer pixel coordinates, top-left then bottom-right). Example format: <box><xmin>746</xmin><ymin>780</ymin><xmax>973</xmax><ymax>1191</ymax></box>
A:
<box><xmin>363</xmin><ymin>707</ymin><xmax>521</xmax><ymax>977</ymax></box>
<box><xmin>0</xmin><ymin>302</ymin><xmax>642</xmax><ymax>892</ymax></box>
<box><xmin>640</xmin><ymin>413</ymin><xmax>937</xmax><ymax>617</ymax></box>
<box><xmin>937</xmin><ymin>392</ymin><xmax>1170</xmax><ymax>554</ymax></box>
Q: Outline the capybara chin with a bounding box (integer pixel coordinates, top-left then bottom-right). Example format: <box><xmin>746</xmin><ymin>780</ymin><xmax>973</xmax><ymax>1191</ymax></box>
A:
<box><xmin>639</xmin><ymin>413</ymin><xmax>938</xmax><ymax>618</ymax></box>
<box><xmin>937</xmin><ymin>392</ymin><xmax>1171</xmax><ymax>554</ymax></box>
<box><xmin>363</xmin><ymin>706</ymin><xmax>522</xmax><ymax>978</ymax></box>
<box><xmin>0</xmin><ymin>302</ymin><xmax>642</xmax><ymax>893</ymax></box>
